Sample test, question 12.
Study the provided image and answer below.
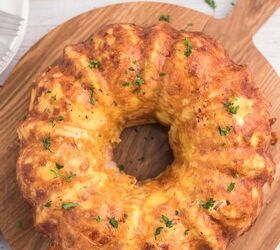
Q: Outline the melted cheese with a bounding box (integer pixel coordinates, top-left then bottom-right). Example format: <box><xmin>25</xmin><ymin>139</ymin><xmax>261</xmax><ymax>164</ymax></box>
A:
<box><xmin>233</xmin><ymin>97</ymin><xmax>253</xmax><ymax>126</ymax></box>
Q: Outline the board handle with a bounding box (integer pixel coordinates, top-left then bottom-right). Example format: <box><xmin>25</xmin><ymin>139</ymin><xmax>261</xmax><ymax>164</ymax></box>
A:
<box><xmin>203</xmin><ymin>0</ymin><xmax>279</xmax><ymax>57</ymax></box>
<box><xmin>224</xmin><ymin>0</ymin><xmax>280</xmax><ymax>38</ymax></box>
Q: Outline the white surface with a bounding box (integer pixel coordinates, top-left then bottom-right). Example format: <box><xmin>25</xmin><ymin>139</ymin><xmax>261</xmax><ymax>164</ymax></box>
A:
<box><xmin>0</xmin><ymin>0</ymin><xmax>279</xmax><ymax>249</ymax></box>
<box><xmin>0</xmin><ymin>0</ymin><xmax>29</xmax><ymax>74</ymax></box>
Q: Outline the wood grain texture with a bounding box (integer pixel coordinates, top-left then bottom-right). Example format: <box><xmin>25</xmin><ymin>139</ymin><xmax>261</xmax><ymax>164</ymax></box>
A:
<box><xmin>0</xmin><ymin>1</ymin><xmax>279</xmax><ymax>249</ymax></box>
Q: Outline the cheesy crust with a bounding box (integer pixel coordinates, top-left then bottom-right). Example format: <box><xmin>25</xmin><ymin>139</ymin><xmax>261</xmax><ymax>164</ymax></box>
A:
<box><xmin>17</xmin><ymin>23</ymin><xmax>274</xmax><ymax>250</ymax></box>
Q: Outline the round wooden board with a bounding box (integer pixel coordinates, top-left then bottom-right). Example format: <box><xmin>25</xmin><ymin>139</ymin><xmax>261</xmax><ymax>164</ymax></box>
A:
<box><xmin>0</xmin><ymin>1</ymin><xmax>279</xmax><ymax>249</ymax></box>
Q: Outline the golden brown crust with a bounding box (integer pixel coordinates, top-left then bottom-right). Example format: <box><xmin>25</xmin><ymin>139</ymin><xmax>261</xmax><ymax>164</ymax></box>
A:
<box><xmin>17</xmin><ymin>23</ymin><xmax>274</xmax><ymax>250</ymax></box>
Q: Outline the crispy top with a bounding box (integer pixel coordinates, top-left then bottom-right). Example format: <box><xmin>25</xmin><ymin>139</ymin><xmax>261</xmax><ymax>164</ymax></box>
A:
<box><xmin>17</xmin><ymin>23</ymin><xmax>274</xmax><ymax>250</ymax></box>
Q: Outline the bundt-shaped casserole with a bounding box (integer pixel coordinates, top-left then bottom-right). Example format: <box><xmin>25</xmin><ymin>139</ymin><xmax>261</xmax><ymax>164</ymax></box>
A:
<box><xmin>17</xmin><ymin>23</ymin><xmax>275</xmax><ymax>250</ymax></box>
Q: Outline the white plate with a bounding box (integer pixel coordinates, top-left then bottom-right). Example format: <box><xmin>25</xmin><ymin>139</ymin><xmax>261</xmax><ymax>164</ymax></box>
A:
<box><xmin>0</xmin><ymin>0</ymin><xmax>29</xmax><ymax>74</ymax></box>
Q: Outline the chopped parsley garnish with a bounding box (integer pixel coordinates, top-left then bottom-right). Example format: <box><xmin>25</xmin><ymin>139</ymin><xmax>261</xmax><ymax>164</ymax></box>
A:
<box><xmin>50</xmin><ymin>117</ymin><xmax>55</xmax><ymax>127</ymax></box>
<box><xmin>88</xmin><ymin>59</ymin><xmax>100</xmax><ymax>69</ymax></box>
<box><xmin>184</xmin><ymin>229</ymin><xmax>189</xmax><ymax>235</ymax></box>
<box><xmin>227</xmin><ymin>181</ymin><xmax>235</xmax><ymax>192</ymax></box>
<box><xmin>89</xmin><ymin>85</ymin><xmax>95</xmax><ymax>105</ymax></box>
<box><xmin>205</xmin><ymin>0</ymin><xmax>217</xmax><ymax>11</ymax></box>
<box><xmin>16</xmin><ymin>220</ymin><xmax>23</xmax><ymax>229</ymax></box>
<box><xmin>219</xmin><ymin>126</ymin><xmax>231</xmax><ymax>136</ymax></box>
<box><xmin>183</xmin><ymin>38</ymin><xmax>192</xmax><ymax>57</ymax></box>
<box><xmin>124</xmin><ymin>213</ymin><xmax>128</xmax><ymax>219</ymax></box>
<box><xmin>51</xmin><ymin>95</ymin><xmax>56</xmax><ymax>101</ymax></box>
<box><xmin>42</xmin><ymin>137</ymin><xmax>51</xmax><ymax>151</ymax></box>
<box><xmin>50</xmin><ymin>169</ymin><xmax>61</xmax><ymax>178</ymax></box>
<box><xmin>64</xmin><ymin>173</ymin><xmax>76</xmax><ymax>182</ymax></box>
<box><xmin>95</xmin><ymin>215</ymin><xmax>101</xmax><ymax>222</ymax></box>
<box><xmin>132</xmin><ymin>88</ymin><xmax>140</xmax><ymax>94</ymax></box>
<box><xmin>108</xmin><ymin>217</ymin><xmax>118</xmax><ymax>228</ymax></box>
<box><xmin>224</xmin><ymin>100</ymin><xmax>239</xmax><ymax>114</ymax></box>
<box><xmin>56</xmin><ymin>162</ymin><xmax>64</xmax><ymax>169</ymax></box>
<box><xmin>133</xmin><ymin>77</ymin><xmax>145</xmax><ymax>86</ymax></box>
<box><xmin>132</xmin><ymin>60</ymin><xmax>137</xmax><ymax>64</ymax></box>
<box><xmin>118</xmin><ymin>164</ymin><xmax>125</xmax><ymax>172</ymax></box>
<box><xmin>123</xmin><ymin>81</ymin><xmax>130</xmax><ymax>87</ymax></box>
<box><xmin>62</xmin><ymin>202</ymin><xmax>79</xmax><ymax>210</ymax></box>
<box><xmin>155</xmin><ymin>226</ymin><xmax>164</xmax><ymax>239</ymax></box>
<box><xmin>160</xmin><ymin>215</ymin><xmax>173</xmax><ymax>228</ymax></box>
<box><xmin>159</xmin><ymin>72</ymin><xmax>166</xmax><ymax>77</ymax></box>
<box><xmin>44</xmin><ymin>200</ymin><xmax>52</xmax><ymax>208</ymax></box>
<box><xmin>58</xmin><ymin>115</ymin><xmax>64</xmax><ymax>121</ymax></box>
<box><xmin>201</xmin><ymin>198</ymin><xmax>216</xmax><ymax>209</ymax></box>
<box><xmin>128</xmin><ymin>67</ymin><xmax>135</xmax><ymax>71</ymax></box>
<box><xmin>159</xmin><ymin>15</ymin><xmax>170</xmax><ymax>22</ymax></box>
<box><xmin>175</xmin><ymin>210</ymin><xmax>179</xmax><ymax>216</ymax></box>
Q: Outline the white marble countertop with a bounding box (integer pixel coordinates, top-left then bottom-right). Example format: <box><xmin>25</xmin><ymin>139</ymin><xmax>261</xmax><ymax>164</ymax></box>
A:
<box><xmin>0</xmin><ymin>0</ymin><xmax>279</xmax><ymax>249</ymax></box>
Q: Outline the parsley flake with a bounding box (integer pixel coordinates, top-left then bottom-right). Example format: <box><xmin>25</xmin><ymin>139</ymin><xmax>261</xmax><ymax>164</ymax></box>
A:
<box><xmin>108</xmin><ymin>217</ymin><xmax>118</xmax><ymax>228</ymax></box>
<box><xmin>50</xmin><ymin>117</ymin><xmax>55</xmax><ymax>127</ymax></box>
<box><xmin>155</xmin><ymin>226</ymin><xmax>164</xmax><ymax>239</ymax></box>
<box><xmin>159</xmin><ymin>15</ymin><xmax>170</xmax><ymax>22</ymax></box>
<box><xmin>123</xmin><ymin>81</ymin><xmax>130</xmax><ymax>87</ymax></box>
<box><xmin>184</xmin><ymin>229</ymin><xmax>189</xmax><ymax>235</ymax></box>
<box><xmin>42</xmin><ymin>137</ymin><xmax>51</xmax><ymax>151</ymax></box>
<box><xmin>183</xmin><ymin>38</ymin><xmax>192</xmax><ymax>57</ymax></box>
<box><xmin>205</xmin><ymin>0</ymin><xmax>217</xmax><ymax>11</ymax></box>
<box><xmin>227</xmin><ymin>181</ymin><xmax>235</xmax><ymax>192</ymax></box>
<box><xmin>58</xmin><ymin>115</ymin><xmax>64</xmax><ymax>121</ymax></box>
<box><xmin>62</xmin><ymin>202</ymin><xmax>79</xmax><ymax>210</ymax></box>
<box><xmin>160</xmin><ymin>215</ymin><xmax>173</xmax><ymax>228</ymax></box>
<box><xmin>50</xmin><ymin>169</ymin><xmax>61</xmax><ymax>178</ymax></box>
<box><xmin>88</xmin><ymin>59</ymin><xmax>100</xmax><ymax>69</ymax></box>
<box><xmin>133</xmin><ymin>77</ymin><xmax>144</xmax><ymax>86</ymax></box>
<box><xmin>175</xmin><ymin>210</ymin><xmax>179</xmax><ymax>216</ymax></box>
<box><xmin>132</xmin><ymin>88</ymin><xmax>140</xmax><ymax>94</ymax></box>
<box><xmin>44</xmin><ymin>200</ymin><xmax>52</xmax><ymax>208</ymax></box>
<box><xmin>201</xmin><ymin>198</ymin><xmax>216</xmax><ymax>209</ymax></box>
<box><xmin>89</xmin><ymin>85</ymin><xmax>95</xmax><ymax>105</ymax></box>
<box><xmin>224</xmin><ymin>100</ymin><xmax>239</xmax><ymax>114</ymax></box>
<box><xmin>56</xmin><ymin>162</ymin><xmax>64</xmax><ymax>169</ymax></box>
<box><xmin>95</xmin><ymin>215</ymin><xmax>101</xmax><ymax>222</ymax></box>
<box><xmin>64</xmin><ymin>173</ymin><xmax>76</xmax><ymax>182</ymax></box>
<box><xmin>118</xmin><ymin>164</ymin><xmax>125</xmax><ymax>172</ymax></box>
<box><xmin>219</xmin><ymin>126</ymin><xmax>231</xmax><ymax>136</ymax></box>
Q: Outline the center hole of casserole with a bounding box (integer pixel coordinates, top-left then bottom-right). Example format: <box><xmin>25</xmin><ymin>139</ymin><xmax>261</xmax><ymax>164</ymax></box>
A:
<box><xmin>113</xmin><ymin>124</ymin><xmax>174</xmax><ymax>181</ymax></box>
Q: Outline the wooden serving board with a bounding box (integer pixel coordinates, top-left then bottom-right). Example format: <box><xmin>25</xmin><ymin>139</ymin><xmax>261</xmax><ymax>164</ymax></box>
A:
<box><xmin>0</xmin><ymin>1</ymin><xmax>279</xmax><ymax>249</ymax></box>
